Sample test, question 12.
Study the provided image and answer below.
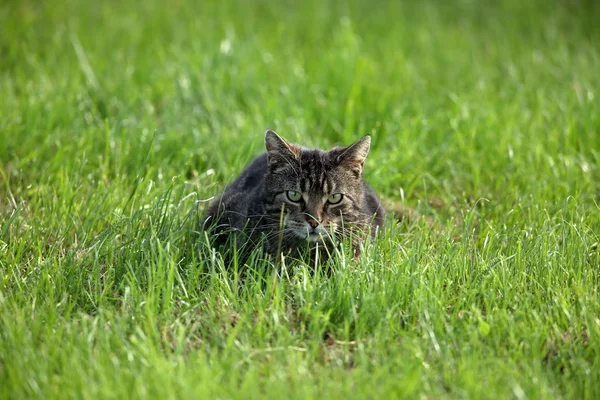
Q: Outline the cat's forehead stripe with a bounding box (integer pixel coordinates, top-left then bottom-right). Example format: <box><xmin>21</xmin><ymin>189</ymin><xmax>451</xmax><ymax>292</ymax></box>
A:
<box><xmin>303</xmin><ymin>179</ymin><xmax>310</xmax><ymax>192</ymax></box>
<box><xmin>301</xmin><ymin>168</ymin><xmax>327</xmax><ymax>193</ymax></box>
<box><xmin>322</xmin><ymin>178</ymin><xmax>329</xmax><ymax>193</ymax></box>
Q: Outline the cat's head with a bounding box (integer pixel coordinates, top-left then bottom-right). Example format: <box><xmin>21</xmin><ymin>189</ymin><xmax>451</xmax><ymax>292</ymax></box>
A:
<box><xmin>263</xmin><ymin>130</ymin><xmax>372</xmax><ymax>243</ymax></box>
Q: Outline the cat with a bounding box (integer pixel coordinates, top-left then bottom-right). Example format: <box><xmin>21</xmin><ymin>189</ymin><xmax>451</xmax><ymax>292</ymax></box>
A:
<box><xmin>203</xmin><ymin>130</ymin><xmax>385</xmax><ymax>261</ymax></box>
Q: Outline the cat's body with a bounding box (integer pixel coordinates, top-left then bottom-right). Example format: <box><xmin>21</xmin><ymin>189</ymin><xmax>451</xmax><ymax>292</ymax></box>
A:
<box><xmin>204</xmin><ymin>130</ymin><xmax>385</xmax><ymax>260</ymax></box>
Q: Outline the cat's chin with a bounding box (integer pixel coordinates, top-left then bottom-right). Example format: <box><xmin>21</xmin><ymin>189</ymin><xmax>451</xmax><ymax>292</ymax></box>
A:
<box><xmin>289</xmin><ymin>229</ymin><xmax>327</xmax><ymax>243</ymax></box>
<box><xmin>306</xmin><ymin>232</ymin><xmax>324</xmax><ymax>243</ymax></box>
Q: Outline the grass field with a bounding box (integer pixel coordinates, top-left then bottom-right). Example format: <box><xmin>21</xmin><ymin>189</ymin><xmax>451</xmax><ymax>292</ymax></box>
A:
<box><xmin>1</xmin><ymin>0</ymin><xmax>600</xmax><ymax>398</ymax></box>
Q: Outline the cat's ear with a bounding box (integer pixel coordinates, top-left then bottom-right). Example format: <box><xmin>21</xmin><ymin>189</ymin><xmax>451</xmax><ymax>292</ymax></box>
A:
<box><xmin>336</xmin><ymin>135</ymin><xmax>371</xmax><ymax>177</ymax></box>
<box><xmin>265</xmin><ymin>130</ymin><xmax>300</xmax><ymax>167</ymax></box>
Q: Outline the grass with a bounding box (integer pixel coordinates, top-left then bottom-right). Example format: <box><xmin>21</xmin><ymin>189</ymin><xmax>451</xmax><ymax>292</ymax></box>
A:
<box><xmin>1</xmin><ymin>0</ymin><xmax>600</xmax><ymax>398</ymax></box>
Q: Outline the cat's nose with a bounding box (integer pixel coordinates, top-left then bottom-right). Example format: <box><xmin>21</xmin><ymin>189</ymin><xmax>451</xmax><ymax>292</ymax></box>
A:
<box><xmin>307</xmin><ymin>219</ymin><xmax>319</xmax><ymax>229</ymax></box>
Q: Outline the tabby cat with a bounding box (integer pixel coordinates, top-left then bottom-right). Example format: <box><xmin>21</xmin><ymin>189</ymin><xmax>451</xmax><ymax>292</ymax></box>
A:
<box><xmin>203</xmin><ymin>130</ymin><xmax>385</xmax><ymax>260</ymax></box>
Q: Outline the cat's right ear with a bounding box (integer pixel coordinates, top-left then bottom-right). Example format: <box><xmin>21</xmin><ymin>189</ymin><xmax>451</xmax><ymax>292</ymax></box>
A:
<box><xmin>265</xmin><ymin>130</ymin><xmax>300</xmax><ymax>167</ymax></box>
<box><xmin>336</xmin><ymin>135</ymin><xmax>371</xmax><ymax>178</ymax></box>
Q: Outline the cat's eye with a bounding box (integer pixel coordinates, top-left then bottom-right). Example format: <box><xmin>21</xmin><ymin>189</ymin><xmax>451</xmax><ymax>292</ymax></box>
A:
<box><xmin>286</xmin><ymin>190</ymin><xmax>303</xmax><ymax>202</ymax></box>
<box><xmin>327</xmin><ymin>193</ymin><xmax>343</xmax><ymax>204</ymax></box>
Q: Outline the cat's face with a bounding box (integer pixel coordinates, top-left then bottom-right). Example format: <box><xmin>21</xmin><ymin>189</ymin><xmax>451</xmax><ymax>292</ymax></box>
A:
<box><xmin>263</xmin><ymin>130</ymin><xmax>371</xmax><ymax>243</ymax></box>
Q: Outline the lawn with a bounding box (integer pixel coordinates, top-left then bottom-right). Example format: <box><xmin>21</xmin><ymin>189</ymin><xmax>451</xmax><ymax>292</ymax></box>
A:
<box><xmin>1</xmin><ymin>0</ymin><xmax>599</xmax><ymax>398</ymax></box>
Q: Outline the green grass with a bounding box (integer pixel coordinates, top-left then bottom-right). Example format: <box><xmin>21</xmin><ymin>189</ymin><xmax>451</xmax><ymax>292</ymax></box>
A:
<box><xmin>1</xmin><ymin>0</ymin><xmax>600</xmax><ymax>398</ymax></box>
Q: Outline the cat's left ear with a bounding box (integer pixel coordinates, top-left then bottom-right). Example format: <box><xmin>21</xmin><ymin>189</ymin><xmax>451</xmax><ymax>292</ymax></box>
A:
<box><xmin>265</xmin><ymin>130</ymin><xmax>301</xmax><ymax>169</ymax></box>
<box><xmin>337</xmin><ymin>135</ymin><xmax>371</xmax><ymax>177</ymax></box>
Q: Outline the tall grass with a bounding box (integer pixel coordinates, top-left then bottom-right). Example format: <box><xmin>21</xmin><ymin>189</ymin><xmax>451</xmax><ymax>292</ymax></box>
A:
<box><xmin>1</xmin><ymin>0</ymin><xmax>599</xmax><ymax>398</ymax></box>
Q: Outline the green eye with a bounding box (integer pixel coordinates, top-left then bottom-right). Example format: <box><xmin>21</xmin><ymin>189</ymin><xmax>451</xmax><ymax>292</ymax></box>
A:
<box><xmin>327</xmin><ymin>193</ymin><xmax>343</xmax><ymax>204</ymax></box>
<box><xmin>286</xmin><ymin>190</ymin><xmax>303</xmax><ymax>202</ymax></box>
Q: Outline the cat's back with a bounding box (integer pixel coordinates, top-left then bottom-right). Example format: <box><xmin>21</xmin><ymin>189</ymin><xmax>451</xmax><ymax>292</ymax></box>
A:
<box><xmin>363</xmin><ymin>181</ymin><xmax>386</xmax><ymax>230</ymax></box>
<box><xmin>227</xmin><ymin>152</ymin><xmax>268</xmax><ymax>192</ymax></box>
<box><xmin>204</xmin><ymin>153</ymin><xmax>268</xmax><ymax>228</ymax></box>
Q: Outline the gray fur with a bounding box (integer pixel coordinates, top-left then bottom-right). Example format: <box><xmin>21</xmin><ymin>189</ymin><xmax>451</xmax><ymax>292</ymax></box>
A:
<box><xmin>204</xmin><ymin>130</ymin><xmax>385</xmax><ymax>259</ymax></box>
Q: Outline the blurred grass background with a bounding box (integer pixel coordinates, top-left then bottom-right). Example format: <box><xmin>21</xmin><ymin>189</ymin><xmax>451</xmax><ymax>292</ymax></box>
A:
<box><xmin>1</xmin><ymin>0</ymin><xmax>600</xmax><ymax>398</ymax></box>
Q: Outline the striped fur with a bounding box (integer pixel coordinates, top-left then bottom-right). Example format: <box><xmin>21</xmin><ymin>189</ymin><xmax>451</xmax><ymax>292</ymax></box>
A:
<box><xmin>204</xmin><ymin>130</ymin><xmax>385</xmax><ymax>260</ymax></box>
